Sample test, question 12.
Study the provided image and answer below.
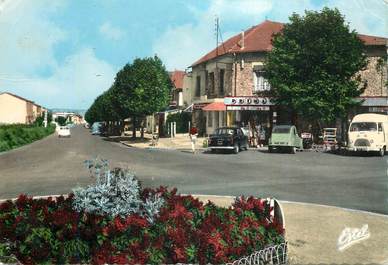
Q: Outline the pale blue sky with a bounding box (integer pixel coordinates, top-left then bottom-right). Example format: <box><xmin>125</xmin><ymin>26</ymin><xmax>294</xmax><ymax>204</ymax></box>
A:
<box><xmin>0</xmin><ymin>0</ymin><xmax>386</xmax><ymax>109</ymax></box>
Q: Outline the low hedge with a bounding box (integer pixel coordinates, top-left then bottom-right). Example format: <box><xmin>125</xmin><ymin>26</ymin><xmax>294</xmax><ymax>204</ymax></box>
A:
<box><xmin>0</xmin><ymin>190</ymin><xmax>285</xmax><ymax>264</ymax></box>
<box><xmin>0</xmin><ymin>124</ymin><xmax>55</xmax><ymax>152</ymax></box>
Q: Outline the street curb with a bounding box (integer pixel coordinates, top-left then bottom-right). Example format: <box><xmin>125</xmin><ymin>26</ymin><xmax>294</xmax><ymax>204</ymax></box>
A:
<box><xmin>120</xmin><ymin>141</ymin><xmax>207</xmax><ymax>151</ymax></box>
<box><xmin>185</xmin><ymin>194</ymin><xmax>388</xmax><ymax>218</ymax></box>
<box><xmin>2</xmin><ymin>193</ymin><xmax>386</xmax><ymax>219</ymax></box>
<box><xmin>120</xmin><ymin>141</ymin><xmax>266</xmax><ymax>152</ymax></box>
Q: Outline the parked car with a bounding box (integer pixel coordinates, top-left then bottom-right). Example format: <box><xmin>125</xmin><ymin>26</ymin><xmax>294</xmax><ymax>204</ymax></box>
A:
<box><xmin>208</xmin><ymin>127</ymin><xmax>249</xmax><ymax>154</ymax></box>
<box><xmin>268</xmin><ymin>125</ymin><xmax>303</xmax><ymax>154</ymax></box>
<box><xmin>91</xmin><ymin>122</ymin><xmax>103</xmax><ymax>135</ymax></box>
<box><xmin>58</xmin><ymin>126</ymin><xmax>71</xmax><ymax>138</ymax></box>
<box><xmin>347</xmin><ymin>113</ymin><xmax>388</xmax><ymax>156</ymax></box>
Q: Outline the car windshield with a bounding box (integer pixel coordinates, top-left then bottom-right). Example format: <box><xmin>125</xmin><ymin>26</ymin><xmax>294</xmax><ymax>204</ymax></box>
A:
<box><xmin>350</xmin><ymin>122</ymin><xmax>377</xmax><ymax>132</ymax></box>
<box><xmin>215</xmin><ymin>128</ymin><xmax>235</xmax><ymax>135</ymax></box>
<box><xmin>272</xmin><ymin>127</ymin><xmax>291</xmax><ymax>134</ymax></box>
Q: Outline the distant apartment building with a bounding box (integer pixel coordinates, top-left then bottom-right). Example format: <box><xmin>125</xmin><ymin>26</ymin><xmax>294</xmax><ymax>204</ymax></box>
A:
<box><xmin>52</xmin><ymin>112</ymin><xmax>84</xmax><ymax>124</ymax></box>
<box><xmin>0</xmin><ymin>92</ymin><xmax>45</xmax><ymax>124</ymax></box>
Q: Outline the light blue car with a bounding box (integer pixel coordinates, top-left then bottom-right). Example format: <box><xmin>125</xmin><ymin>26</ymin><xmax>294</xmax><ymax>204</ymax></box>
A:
<box><xmin>91</xmin><ymin>122</ymin><xmax>103</xmax><ymax>135</ymax></box>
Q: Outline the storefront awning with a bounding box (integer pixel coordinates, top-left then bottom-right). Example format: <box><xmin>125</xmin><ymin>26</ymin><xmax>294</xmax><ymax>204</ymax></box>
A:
<box><xmin>202</xmin><ymin>102</ymin><xmax>226</xmax><ymax>111</ymax></box>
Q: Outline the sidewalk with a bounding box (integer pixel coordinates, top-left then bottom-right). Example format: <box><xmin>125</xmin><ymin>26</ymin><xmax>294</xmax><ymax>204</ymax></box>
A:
<box><xmin>120</xmin><ymin>133</ymin><xmax>207</xmax><ymax>151</ymax></box>
<box><xmin>193</xmin><ymin>195</ymin><xmax>388</xmax><ymax>264</ymax></box>
<box><xmin>119</xmin><ymin>132</ymin><xmax>268</xmax><ymax>152</ymax></box>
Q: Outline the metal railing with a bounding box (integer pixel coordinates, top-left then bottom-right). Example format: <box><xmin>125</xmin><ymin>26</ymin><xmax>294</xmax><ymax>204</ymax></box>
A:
<box><xmin>227</xmin><ymin>242</ymin><xmax>288</xmax><ymax>265</ymax></box>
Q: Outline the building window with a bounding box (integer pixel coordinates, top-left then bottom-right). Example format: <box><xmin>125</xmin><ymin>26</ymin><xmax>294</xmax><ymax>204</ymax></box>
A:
<box><xmin>208</xmin><ymin>111</ymin><xmax>213</xmax><ymax>127</ymax></box>
<box><xmin>208</xmin><ymin>72</ymin><xmax>215</xmax><ymax>95</ymax></box>
<box><xmin>195</xmin><ymin>76</ymin><xmax>201</xmax><ymax>97</ymax></box>
<box><xmin>214</xmin><ymin>111</ymin><xmax>219</xmax><ymax>128</ymax></box>
<box><xmin>253</xmin><ymin>71</ymin><xmax>270</xmax><ymax>91</ymax></box>
<box><xmin>219</xmin><ymin>69</ymin><xmax>225</xmax><ymax>94</ymax></box>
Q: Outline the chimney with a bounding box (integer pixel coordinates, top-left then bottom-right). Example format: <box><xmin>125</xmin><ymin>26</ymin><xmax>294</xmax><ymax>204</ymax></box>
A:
<box><xmin>241</xmin><ymin>31</ymin><xmax>245</xmax><ymax>50</ymax></box>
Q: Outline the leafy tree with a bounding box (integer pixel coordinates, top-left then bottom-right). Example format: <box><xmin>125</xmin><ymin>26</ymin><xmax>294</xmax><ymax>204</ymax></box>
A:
<box><xmin>265</xmin><ymin>8</ymin><xmax>367</xmax><ymax>127</ymax></box>
<box><xmin>34</xmin><ymin>111</ymin><xmax>52</xmax><ymax>127</ymax></box>
<box><xmin>112</xmin><ymin>56</ymin><xmax>172</xmax><ymax>138</ymax></box>
<box><xmin>85</xmin><ymin>100</ymin><xmax>100</xmax><ymax>125</ymax></box>
<box><xmin>55</xmin><ymin>116</ymin><xmax>67</xmax><ymax>126</ymax></box>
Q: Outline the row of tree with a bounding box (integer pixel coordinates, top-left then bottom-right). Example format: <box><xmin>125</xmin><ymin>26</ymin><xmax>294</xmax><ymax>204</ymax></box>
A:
<box><xmin>85</xmin><ymin>56</ymin><xmax>172</xmax><ymax>138</ymax></box>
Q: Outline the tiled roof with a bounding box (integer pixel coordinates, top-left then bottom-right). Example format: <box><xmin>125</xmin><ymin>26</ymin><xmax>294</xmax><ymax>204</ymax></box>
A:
<box><xmin>170</xmin><ymin>70</ymin><xmax>185</xmax><ymax>89</ymax></box>
<box><xmin>0</xmin><ymin>92</ymin><xmax>34</xmax><ymax>103</ymax></box>
<box><xmin>357</xmin><ymin>34</ymin><xmax>387</xmax><ymax>46</ymax></box>
<box><xmin>192</xmin><ymin>20</ymin><xmax>387</xmax><ymax>66</ymax></box>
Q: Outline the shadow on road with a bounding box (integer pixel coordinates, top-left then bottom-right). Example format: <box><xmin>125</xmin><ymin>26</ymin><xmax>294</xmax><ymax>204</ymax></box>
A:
<box><xmin>324</xmin><ymin>149</ymin><xmax>383</xmax><ymax>157</ymax></box>
<box><xmin>102</xmin><ymin>136</ymin><xmax>151</xmax><ymax>143</ymax></box>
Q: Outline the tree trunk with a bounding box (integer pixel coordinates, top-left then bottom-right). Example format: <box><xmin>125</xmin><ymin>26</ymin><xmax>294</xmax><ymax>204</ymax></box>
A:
<box><xmin>291</xmin><ymin>109</ymin><xmax>298</xmax><ymax>127</ymax></box>
<box><xmin>120</xmin><ymin>120</ymin><xmax>125</xmax><ymax>136</ymax></box>
<box><xmin>132</xmin><ymin>117</ymin><xmax>136</xmax><ymax>139</ymax></box>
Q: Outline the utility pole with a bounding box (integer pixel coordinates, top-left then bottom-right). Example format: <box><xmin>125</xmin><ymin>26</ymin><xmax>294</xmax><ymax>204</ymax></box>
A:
<box><xmin>215</xmin><ymin>16</ymin><xmax>219</xmax><ymax>56</ymax></box>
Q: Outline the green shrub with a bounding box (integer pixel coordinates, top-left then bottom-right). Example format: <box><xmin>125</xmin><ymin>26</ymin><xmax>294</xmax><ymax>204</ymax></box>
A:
<box><xmin>0</xmin><ymin>124</ymin><xmax>55</xmax><ymax>152</ymax></box>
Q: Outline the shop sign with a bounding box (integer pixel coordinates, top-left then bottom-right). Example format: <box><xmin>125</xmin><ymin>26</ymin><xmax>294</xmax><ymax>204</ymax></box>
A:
<box><xmin>227</xmin><ymin>106</ymin><xmax>270</xmax><ymax>111</ymax></box>
<box><xmin>224</xmin><ymin>97</ymin><xmax>273</xmax><ymax>106</ymax></box>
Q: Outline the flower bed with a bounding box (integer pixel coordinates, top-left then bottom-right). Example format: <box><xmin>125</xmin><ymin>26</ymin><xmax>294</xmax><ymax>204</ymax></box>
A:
<box><xmin>0</xmin><ymin>191</ymin><xmax>285</xmax><ymax>264</ymax></box>
<box><xmin>0</xmin><ymin>160</ymin><xmax>286</xmax><ymax>264</ymax></box>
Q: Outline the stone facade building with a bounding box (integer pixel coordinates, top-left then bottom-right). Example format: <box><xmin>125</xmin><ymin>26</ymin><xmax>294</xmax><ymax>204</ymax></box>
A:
<box><xmin>189</xmin><ymin>20</ymin><xmax>388</xmax><ymax>137</ymax></box>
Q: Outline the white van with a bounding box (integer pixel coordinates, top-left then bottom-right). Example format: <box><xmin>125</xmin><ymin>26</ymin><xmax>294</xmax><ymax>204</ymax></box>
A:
<box><xmin>347</xmin><ymin>113</ymin><xmax>388</xmax><ymax>156</ymax></box>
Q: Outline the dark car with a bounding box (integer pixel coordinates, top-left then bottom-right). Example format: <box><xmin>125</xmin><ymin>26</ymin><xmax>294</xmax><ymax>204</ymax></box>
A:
<box><xmin>208</xmin><ymin>127</ymin><xmax>249</xmax><ymax>154</ymax></box>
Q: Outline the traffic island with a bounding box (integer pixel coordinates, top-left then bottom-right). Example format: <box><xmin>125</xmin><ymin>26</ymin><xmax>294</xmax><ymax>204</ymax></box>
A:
<box><xmin>192</xmin><ymin>195</ymin><xmax>388</xmax><ymax>264</ymax></box>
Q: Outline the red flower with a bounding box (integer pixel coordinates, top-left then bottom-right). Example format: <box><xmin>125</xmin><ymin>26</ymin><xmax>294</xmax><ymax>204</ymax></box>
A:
<box><xmin>15</xmin><ymin>215</ymin><xmax>23</xmax><ymax>224</ymax></box>
<box><xmin>114</xmin><ymin>216</ymin><xmax>127</xmax><ymax>232</ymax></box>
<box><xmin>170</xmin><ymin>203</ymin><xmax>193</xmax><ymax>220</ymax></box>
<box><xmin>110</xmin><ymin>253</ymin><xmax>129</xmax><ymax>264</ymax></box>
<box><xmin>126</xmin><ymin>214</ymin><xmax>148</xmax><ymax>228</ymax></box>
<box><xmin>0</xmin><ymin>200</ymin><xmax>14</xmax><ymax>212</ymax></box>
<box><xmin>167</xmin><ymin>227</ymin><xmax>187</xmax><ymax>246</ymax></box>
<box><xmin>172</xmin><ymin>247</ymin><xmax>187</xmax><ymax>263</ymax></box>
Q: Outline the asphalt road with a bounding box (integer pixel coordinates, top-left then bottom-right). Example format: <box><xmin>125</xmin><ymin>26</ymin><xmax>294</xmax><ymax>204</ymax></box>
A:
<box><xmin>0</xmin><ymin>126</ymin><xmax>387</xmax><ymax>215</ymax></box>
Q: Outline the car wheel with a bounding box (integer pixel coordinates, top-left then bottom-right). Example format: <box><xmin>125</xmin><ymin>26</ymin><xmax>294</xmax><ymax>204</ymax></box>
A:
<box><xmin>268</xmin><ymin>146</ymin><xmax>273</xmax><ymax>153</ymax></box>
<box><xmin>233</xmin><ymin>144</ymin><xmax>239</xmax><ymax>154</ymax></box>
<box><xmin>211</xmin><ymin>149</ymin><xmax>217</xmax><ymax>154</ymax></box>
<box><xmin>291</xmin><ymin>146</ymin><xmax>297</xmax><ymax>154</ymax></box>
<box><xmin>379</xmin><ymin>147</ymin><xmax>385</xmax><ymax>157</ymax></box>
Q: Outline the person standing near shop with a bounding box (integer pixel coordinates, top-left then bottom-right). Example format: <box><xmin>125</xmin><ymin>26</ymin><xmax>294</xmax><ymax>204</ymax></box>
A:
<box><xmin>189</xmin><ymin>127</ymin><xmax>198</xmax><ymax>154</ymax></box>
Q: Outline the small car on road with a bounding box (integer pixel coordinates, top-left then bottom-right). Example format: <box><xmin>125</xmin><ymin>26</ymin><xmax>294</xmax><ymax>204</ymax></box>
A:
<box><xmin>58</xmin><ymin>126</ymin><xmax>71</xmax><ymax>138</ymax></box>
<box><xmin>208</xmin><ymin>127</ymin><xmax>249</xmax><ymax>154</ymax></box>
<box><xmin>268</xmin><ymin>125</ymin><xmax>303</xmax><ymax>154</ymax></box>
<box><xmin>91</xmin><ymin>122</ymin><xmax>103</xmax><ymax>135</ymax></box>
